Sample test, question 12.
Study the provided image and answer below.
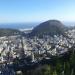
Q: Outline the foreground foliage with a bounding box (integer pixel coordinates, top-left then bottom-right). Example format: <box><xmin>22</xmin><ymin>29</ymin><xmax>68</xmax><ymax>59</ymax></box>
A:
<box><xmin>16</xmin><ymin>46</ymin><xmax>75</xmax><ymax>75</ymax></box>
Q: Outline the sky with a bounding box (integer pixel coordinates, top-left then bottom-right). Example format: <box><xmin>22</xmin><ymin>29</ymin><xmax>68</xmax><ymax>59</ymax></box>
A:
<box><xmin>0</xmin><ymin>0</ymin><xmax>75</xmax><ymax>23</ymax></box>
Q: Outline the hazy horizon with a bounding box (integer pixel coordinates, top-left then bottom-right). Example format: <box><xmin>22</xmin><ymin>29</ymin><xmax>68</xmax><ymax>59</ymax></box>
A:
<box><xmin>0</xmin><ymin>21</ymin><xmax>75</xmax><ymax>29</ymax></box>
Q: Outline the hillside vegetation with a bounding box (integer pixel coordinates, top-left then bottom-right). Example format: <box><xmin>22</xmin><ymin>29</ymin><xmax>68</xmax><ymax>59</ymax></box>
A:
<box><xmin>30</xmin><ymin>20</ymin><xmax>66</xmax><ymax>37</ymax></box>
<box><xmin>0</xmin><ymin>28</ymin><xmax>21</xmax><ymax>36</ymax></box>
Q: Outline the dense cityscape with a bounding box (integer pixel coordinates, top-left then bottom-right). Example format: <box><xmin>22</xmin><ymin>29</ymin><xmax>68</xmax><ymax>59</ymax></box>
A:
<box><xmin>0</xmin><ymin>23</ymin><xmax>75</xmax><ymax>75</ymax></box>
<box><xmin>0</xmin><ymin>0</ymin><xmax>75</xmax><ymax>75</ymax></box>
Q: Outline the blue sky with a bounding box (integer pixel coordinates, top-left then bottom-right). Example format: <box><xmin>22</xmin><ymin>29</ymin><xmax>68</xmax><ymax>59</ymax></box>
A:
<box><xmin>0</xmin><ymin>0</ymin><xmax>75</xmax><ymax>23</ymax></box>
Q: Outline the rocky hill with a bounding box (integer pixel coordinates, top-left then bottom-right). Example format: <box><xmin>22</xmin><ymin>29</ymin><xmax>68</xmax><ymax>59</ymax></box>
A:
<box><xmin>30</xmin><ymin>20</ymin><xmax>66</xmax><ymax>37</ymax></box>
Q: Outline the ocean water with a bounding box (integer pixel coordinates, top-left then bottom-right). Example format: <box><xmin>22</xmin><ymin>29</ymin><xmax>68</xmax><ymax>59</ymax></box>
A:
<box><xmin>0</xmin><ymin>23</ymin><xmax>39</xmax><ymax>29</ymax></box>
<box><xmin>63</xmin><ymin>22</ymin><xmax>75</xmax><ymax>26</ymax></box>
<box><xmin>0</xmin><ymin>22</ymin><xmax>75</xmax><ymax>29</ymax></box>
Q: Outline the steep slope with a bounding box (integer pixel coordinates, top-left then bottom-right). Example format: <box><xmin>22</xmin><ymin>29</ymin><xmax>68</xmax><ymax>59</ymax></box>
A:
<box><xmin>30</xmin><ymin>20</ymin><xmax>65</xmax><ymax>37</ymax></box>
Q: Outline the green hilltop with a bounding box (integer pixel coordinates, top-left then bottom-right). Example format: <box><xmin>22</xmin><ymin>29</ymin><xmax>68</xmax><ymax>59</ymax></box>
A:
<box><xmin>30</xmin><ymin>20</ymin><xmax>66</xmax><ymax>37</ymax></box>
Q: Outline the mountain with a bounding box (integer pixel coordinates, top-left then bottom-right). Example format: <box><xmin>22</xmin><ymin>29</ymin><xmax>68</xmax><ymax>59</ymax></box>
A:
<box><xmin>0</xmin><ymin>28</ymin><xmax>21</xmax><ymax>36</ymax></box>
<box><xmin>30</xmin><ymin>20</ymin><xmax>66</xmax><ymax>37</ymax></box>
